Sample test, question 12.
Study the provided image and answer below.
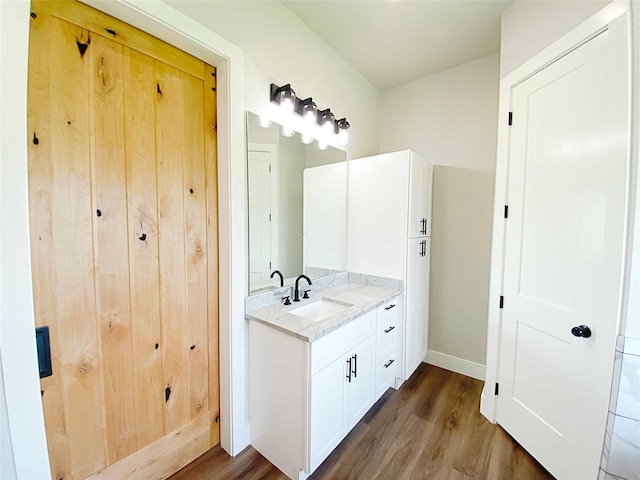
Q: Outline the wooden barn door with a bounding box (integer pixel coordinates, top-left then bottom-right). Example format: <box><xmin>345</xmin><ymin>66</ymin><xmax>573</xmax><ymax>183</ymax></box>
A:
<box><xmin>27</xmin><ymin>1</ymin><xmax>219</xmax><ymax>478</ymax></box>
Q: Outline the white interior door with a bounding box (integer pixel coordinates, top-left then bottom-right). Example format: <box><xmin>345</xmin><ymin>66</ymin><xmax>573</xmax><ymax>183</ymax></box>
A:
<box><xmin>498</xmin><ymin>28</ymin><xmax>627</xmax><ymax>479</ymax></box>
<box><xmin>248</xmin><ymin>145</ymin><xmax>277</xmax><ymax>290</ymax></box>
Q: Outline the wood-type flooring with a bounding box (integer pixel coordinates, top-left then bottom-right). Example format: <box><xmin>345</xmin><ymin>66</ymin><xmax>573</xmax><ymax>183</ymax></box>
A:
<box><xmin>169</xmin><ymin>364</ymin><xmax>554</xmax><ymax>480</ymax></box>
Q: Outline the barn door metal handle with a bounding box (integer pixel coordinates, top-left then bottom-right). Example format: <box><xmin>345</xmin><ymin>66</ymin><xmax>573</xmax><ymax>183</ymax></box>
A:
<box><xmin>571</xmin><ymin>325</ymin><xmax>592</xmax><ymax>338</ymax></box>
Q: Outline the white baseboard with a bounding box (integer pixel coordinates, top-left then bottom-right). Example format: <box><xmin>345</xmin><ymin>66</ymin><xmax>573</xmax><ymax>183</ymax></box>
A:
<box><xmin>426</xmin><ymin>350</ymin><xmax>485</xmax><ymax>381</ymax></box>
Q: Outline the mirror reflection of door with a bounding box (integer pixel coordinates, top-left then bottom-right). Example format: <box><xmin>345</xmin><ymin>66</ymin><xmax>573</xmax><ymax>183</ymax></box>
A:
<box><xmin>246</xmin><ymin>112</ymin><xmax>348</xmax><ymax>295</ymax></box>
<box><xmin>248</xmin><ymin>143</ymin><xmax>278</xmax><ymax>291</ymax></box>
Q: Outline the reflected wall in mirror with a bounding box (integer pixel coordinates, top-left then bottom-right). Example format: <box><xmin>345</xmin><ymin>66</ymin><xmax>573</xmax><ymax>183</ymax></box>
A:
<box><xmin>247</xmin><ymin>112</ymin><xmax>347</xmax><ymax>295</ymax></box>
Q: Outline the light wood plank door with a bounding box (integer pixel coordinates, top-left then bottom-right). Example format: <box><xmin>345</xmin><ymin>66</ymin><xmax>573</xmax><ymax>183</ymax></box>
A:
<box><xmin>27</xmin><ymin>1</ymin><xmax>219</xmax><ymax>479</ymax></box>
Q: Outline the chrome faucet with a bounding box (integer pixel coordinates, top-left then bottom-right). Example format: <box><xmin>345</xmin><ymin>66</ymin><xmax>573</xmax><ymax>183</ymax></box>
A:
<box><xmin>270</xmin><ymin>269</ymin><xmax>284</xmax><ymax>287</ymax></box>
<box><xmin>293</xmin><ymin>274</ymin><xmax>312</xmax><ymax>302</ymax></box>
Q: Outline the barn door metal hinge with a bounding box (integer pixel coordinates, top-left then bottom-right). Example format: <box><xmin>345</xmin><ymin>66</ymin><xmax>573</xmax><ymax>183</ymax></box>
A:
<box><xmin>508</xmin><ymin>112</ymin><xmax>513</xmax><ymax>126</ymax></box>
<box><xmin>499</xmin><ymin>296</ymin><xmax>504</xmax><ymax>309</ymax></box>
<box><xmin>504</xmin><ymin>205</ymin><xmax>509</xmax><ymax>219</ymax></box>
<box><xmin>495</xmin><ymin>383</ymin><xmax>500</xmax><ymax>395</ymax></box>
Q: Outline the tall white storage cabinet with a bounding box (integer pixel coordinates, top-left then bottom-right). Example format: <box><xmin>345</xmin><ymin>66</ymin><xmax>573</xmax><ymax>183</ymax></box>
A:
<box><xmin>347</xmin><ymin>150</ymin><xmax>432</xmax><ymax>382</ymax></box>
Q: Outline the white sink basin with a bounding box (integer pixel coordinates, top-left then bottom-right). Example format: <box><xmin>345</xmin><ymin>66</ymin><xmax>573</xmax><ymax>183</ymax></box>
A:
<box><xmin>289</xmin><ymin>298</ymin><xmax>353</xmax><ymax>323</ymax></box>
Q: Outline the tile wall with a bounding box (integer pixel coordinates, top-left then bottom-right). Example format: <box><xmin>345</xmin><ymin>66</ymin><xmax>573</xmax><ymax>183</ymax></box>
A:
<box><xmin>599</xmin><ymin>336</ymin><xmax>640</xmax><ymax>480</ymax></box>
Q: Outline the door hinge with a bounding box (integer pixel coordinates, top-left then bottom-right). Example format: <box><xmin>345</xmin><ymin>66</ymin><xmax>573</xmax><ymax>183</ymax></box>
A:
<box><xmin>495</xmin><ymin>383</ymin><xmax>499</xmax><ymax>395</ymax></box>
<box><xmin>508</xmin><ymin>112</ymin><xmax>513</xmax><ymax>126</ymax></box>
<box><xmin>269</xmin><ymin>262</ymin><xmax>271</xmax><ymax>269</ymax></box>
<box><xmin>269</xmin><ymin>164</ymin><xmax>271</xmax><ymax>173</ymax></box>
<box><xmin>504</xmin><ymin>205</ymin><xmax>509</xmax><ymax>219</ymax></box>
<box><xmin>499</xmin><ymin>296</ymin><xmax>504</xmax><ymax>309</ymax></box>
<box><xmin>269</xmin><ymin>213</ymin><xmax>271</xmax><ymax>221</ymax></box>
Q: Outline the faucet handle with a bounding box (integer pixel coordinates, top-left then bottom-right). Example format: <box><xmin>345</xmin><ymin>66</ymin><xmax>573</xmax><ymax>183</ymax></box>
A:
<box><xmin>282</xmin><ymin>296</ymin><xmax>291</xmax><ymax>305</ymax></box>
<box><xmin>303</xmin><ymin>290</ymin><xmax>311</xmax><ymax>299</ymax></box>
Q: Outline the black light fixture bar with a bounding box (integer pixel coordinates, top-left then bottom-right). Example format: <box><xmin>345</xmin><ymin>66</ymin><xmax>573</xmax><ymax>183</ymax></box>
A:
<box><xmin>269</xmin><ymin>83</ymin><xmax>350</xmax><ymax>143</ymax></box>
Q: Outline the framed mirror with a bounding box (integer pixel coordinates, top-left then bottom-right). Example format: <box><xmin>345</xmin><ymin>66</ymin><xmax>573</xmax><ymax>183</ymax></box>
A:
<box><xmin>246</xmin><ymin>111</ymin><xmax>347</xmax><ymax>294</ymax></box>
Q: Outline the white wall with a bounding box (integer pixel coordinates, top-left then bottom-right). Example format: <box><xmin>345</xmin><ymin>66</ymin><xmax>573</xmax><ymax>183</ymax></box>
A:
<box><xmin>379</xmin><ymin>54</ymin><xmax>500</xmax><ymax>372</ymax></box>
<box><xmin>500</xmin><ymin>0</ymin><xmax>612</xmax><ymax>77</ymax></box>
<box><xmin>166</xmin><ymin>0</ymin><xmax>381</xmax><ymax>160</ymax></box>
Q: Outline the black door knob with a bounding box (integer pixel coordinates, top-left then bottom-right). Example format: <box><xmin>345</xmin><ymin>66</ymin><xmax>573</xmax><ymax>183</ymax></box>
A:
<box><xmin>571</xmin><ymin>325</ymin><xmax>592</xmax><ymax>338</ymax></box>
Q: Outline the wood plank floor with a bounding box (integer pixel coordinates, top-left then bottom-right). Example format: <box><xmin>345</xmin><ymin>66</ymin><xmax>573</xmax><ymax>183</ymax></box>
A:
<box><xmin>169</xmin><ymin>364</ymin><xmax>554</xmax><ymax>480</ymax></box>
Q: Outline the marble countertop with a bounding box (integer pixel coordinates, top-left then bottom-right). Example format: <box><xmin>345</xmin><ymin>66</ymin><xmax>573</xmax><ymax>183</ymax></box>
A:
<box><xmin>246</xmin><ymin>281</ymin><xmax>401</xmax><ymax>342</ymax></box>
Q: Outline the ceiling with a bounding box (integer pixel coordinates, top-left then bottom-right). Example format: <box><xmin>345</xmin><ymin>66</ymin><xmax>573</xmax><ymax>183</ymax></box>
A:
<box><xmin>282</xmin><ymin>0</ymin><xmax>512</xmax><ymax>91</ymax></box>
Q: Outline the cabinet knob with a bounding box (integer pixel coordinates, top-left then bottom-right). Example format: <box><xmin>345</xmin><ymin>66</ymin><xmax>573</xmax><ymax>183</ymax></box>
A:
<box><xmin>571</xmin><ymin>325</ymin><xmax>592</xmax><ymax>338</ymax></box>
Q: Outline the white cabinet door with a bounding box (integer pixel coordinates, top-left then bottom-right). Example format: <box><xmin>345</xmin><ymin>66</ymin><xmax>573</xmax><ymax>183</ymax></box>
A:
<box><xmin>345</xmin><ymin>335</ymin><xmax>374</xmax><ymax>431</ymax></box>
<box><xmin>404</xmin><ymin>237</ymin><xmax>430</xmax><ymax>379</ymax></box>
<box><xmin>309</xmin><ymin>355</ymin><xmax>346</xmax><ymax>472</ymax></box>
<box><xmin>347</xmin><ymin>152</ymin><xmax>410</xmax><ymax>279</ymax></box>
<box><xmin>408</xmin><ymin>153</ymin><xmax>431</xmax><ymax>239</ymax></box>
<box><xmin>424</xmin><ymin>165</ymin><xmax>433</xmax><ymax>237</ymax></box>
<box><xmin>417</xmin><ymin>238</ymin><xmax>430</xmax><ymax>363</ymax></box>
<box><xmin>303</xmin><ymin>163</ymin><xmax>347</xmax><ymax>271</ymax></box>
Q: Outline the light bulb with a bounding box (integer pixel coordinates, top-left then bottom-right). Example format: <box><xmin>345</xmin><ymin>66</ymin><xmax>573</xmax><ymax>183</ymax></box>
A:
<box><xmin>338</xmin><ymin>128</ymin><xmax>349</xmax><ymax>145</ymax></box>
<box><xmin>304</xmin><ymin>110</ymin><xmax>316</xmax><ymax>126</ymax></box>
<box><xmin>281</xmin><ymin>124</ymin><xmax>295</xmax><ymax>137</ymax></box>
<box><xmin>301</xmin><ymin>132</ymin><xmax>313</xmax><ymax>145</ymax></box>
<box><xmin>281</xmin><ymin>96</ymin><xmax>294</xmax><ymax>115</ymax></box>
<box><xmin>259</xmin><ymin>115</ymin><xmax>272</xmax><ymax>128</ymax></box>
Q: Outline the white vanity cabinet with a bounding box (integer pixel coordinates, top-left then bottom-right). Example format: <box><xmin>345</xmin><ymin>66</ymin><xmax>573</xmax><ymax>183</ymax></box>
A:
<box><xmin>249</xmin><ymin>309</ymin><xmax>376</xmax><ymax>479</ymax></box>
<box><xmin>348</xmin><ymin>150</ymin><xmax>433</xmax><ymax>383</ymax></box>
<box><xmin>248</xmin><ymin>294</ymin><xmax>400</xmax><ymax>479</ymax></box>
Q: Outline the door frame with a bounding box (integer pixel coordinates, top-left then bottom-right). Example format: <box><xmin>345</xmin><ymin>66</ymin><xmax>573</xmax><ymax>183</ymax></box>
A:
<box><xmin>481</xmin><ymin>0</ymin><xmax>632</xmax><ymax>423</ymax></box>
<box><xmin>0</xmin><ymin>1</ymin><xmax>247</xmax><ymax>477</ymax></box>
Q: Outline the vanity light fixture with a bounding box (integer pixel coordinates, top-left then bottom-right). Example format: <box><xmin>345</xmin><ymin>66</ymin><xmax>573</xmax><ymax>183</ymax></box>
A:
<box><xmin>266</xmin><ymin>83</ymin><xmax>350</xmax><ymax>149</ymax></box>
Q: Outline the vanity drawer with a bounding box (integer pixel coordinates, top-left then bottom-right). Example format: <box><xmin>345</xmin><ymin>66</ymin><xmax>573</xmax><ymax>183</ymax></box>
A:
<box><xmin>375</xmin><ymin>356</ymin><xmax>396</xmax><ymax>400</ymax></box>
<box><xmin>376</xmin><ymin>300</ymin><xmax>398</xmax><ymax>364</ymax></box>
<box><xmin>311</xmin><ymin>310</ymin><xmax>376</xmax><ymax>375</ymax></box>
